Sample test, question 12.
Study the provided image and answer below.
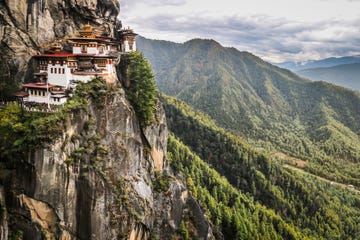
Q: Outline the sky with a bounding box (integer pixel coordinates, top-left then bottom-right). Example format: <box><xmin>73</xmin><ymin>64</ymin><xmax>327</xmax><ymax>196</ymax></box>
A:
<box><xmin>118</xmin><ymin>0</ymin><xmax>360</xmax><ymax>63</ymax></box>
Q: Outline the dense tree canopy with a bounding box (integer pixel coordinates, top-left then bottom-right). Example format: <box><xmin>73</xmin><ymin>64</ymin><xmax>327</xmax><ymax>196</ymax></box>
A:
<box><xmin>121</xmin><ymin>51</ymin><xmax>158</xmax><ymax>127</ymax></box>
<box><xmin>163</xmin><ymin>95</ymin><xmax>360</xmax><ymax>240</ymax></box>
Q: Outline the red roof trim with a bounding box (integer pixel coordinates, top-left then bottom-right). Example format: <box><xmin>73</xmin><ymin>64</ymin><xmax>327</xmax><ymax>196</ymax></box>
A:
<box><xmin>22</xmin><ymin>83</ymin><xmax>55</xmax><ymax>89</ymax></box>
<box><xmin>34</xmin><ymin>52</ymin><xmax>75</xmax><ymax>57</ymax></box>
<box><xmin>14</xmin><ymin>91</ymin><xmax>29</xmax><ymax>97</ymax></box>
<box><xmin>51</xmin><ymin>91</ymin><xmax>66</xmax><ymax>94</ymax></box>
<box><xmin>69</xmin><ymin>36</ymin><xmax>120</xmax><ymax>43</ymax></box>
<box><xmin>73</xmin><ymin>54</ymin><xmax>96</xmax><ymax>57</ymax></box>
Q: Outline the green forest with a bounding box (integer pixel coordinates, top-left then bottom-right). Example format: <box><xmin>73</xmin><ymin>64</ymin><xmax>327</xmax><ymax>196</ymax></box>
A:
<box><xmin>137</xmin><ymin>37</ymin><xmax>360</xmax><ymax>187</ymax></box>
<box><xmin>163</xmin><ymin>95</ymin><xmax>360</xmax><ymax>240</ymax></box>
<box><xmin>119</xmin><ymin>51</ymin><xmax>158</xmax><ymax>127</ymax></box>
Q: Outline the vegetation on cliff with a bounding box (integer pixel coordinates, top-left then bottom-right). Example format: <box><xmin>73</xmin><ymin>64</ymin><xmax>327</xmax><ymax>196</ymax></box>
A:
<box><xmin>0</xmin><ymin>76</ymin><xmax>167</xmax><ymax>239</ymax></box>
<box><xmin>163</xmin><ymin>95</ymin><xmax>360</xmax><ymax>240</ymax></box>
<box><xmin>120</xmin><ymin>51</ymin><xmax>158</xmax><ymax>127</ymax></box>
<box><xmin>0</xmin><ymin>77</ymin><xmax>108</xmax><ymax>161</ymax></box>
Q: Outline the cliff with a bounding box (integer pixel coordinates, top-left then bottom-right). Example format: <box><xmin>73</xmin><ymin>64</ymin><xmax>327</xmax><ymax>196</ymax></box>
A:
<box><xmin>0</xmin><ymin>1</ymin><xmax>213</xmax><ymax>239</ymax></box>
<box><xmin>0</xmin><ymin>0</ymin><xmax>120</xmax><ymax>80</ymax></box>
<box><xmin>0</xmin><ymin>80</ymin><xmax>213</xmax><ymax>239</ymax></box>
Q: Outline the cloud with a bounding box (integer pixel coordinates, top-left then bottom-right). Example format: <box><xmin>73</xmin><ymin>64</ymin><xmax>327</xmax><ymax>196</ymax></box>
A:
<box><xmin>120</xmin><ymin>0</ymin><xmax>186</xmax><ymax>9</ymax></box>
<box><xmin>126</xmin><ymin>12</ymin><xmax>360</xmax><ymax>62</ymax></box>
<box><xmin>118</xmin><ymin>0</ymin><xmax>360</xmax><ymax>62</ymax></box>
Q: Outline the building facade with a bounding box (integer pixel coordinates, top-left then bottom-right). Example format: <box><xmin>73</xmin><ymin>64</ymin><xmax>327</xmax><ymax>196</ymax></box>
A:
<box><xmin>17</xmin><ymin>24</ymin><xmax>137</xmax><ymax>107</ymax></box>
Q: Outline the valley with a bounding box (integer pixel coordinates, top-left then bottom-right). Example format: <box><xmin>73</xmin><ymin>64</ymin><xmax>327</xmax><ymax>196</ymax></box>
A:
<box><xmin>162</xmin><ymin>94</ymin><xmax>360</xmax><ymax>239</ymax></box>
<box><xmin>0</xmin><ymin>0</ymin><xmax>359</xmax><ymax>238</ymax></box>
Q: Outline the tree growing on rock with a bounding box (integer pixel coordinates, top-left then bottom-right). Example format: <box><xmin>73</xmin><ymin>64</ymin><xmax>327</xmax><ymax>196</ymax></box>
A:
<box><xmin>121</xmin><ymin>51</ymin><xmax>158</xmax><ymax>127</ymax></box>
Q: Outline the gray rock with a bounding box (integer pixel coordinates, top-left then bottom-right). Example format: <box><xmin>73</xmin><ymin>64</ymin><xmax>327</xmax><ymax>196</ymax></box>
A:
<box><xmin>0</xmin><ymin>0</ymin><xmax>214</xmax><ymax>238</ymax></box>
<box><xmin>0</xmin><ymin>0</ymin><xmax>120</xmax><ymax>81</ymax></box>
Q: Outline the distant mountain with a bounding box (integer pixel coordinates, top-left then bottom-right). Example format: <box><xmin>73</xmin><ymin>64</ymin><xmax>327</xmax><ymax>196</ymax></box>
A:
<box><xmin>137</xmin><ymin>36</ymin><xmax>360</xmax><ymax>186</ymax></box>
<box><xmin>276</xmin><ymin>55</ymin><xmax>360</xmax><ymax>71</ymax></box>
<box><xmin>297</xmin><ymin>63</ymin><xmax>360</xmax><ymax>91</ymax></box>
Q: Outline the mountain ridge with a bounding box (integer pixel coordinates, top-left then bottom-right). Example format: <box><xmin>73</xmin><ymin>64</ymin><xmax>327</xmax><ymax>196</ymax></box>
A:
<box><xmin>275</xmin><ymin>55</ymin><xmax>360</xmax><ymax>71</ymax></box>
<box><xmin>137</xmin><ymin>36</ymin><xmax>360</xmax><ymax>186</ymax></box>
<box><xmin>297</xmin><ymin>63</ymin><xmax>360</xmax><ymax>91</ymax></box>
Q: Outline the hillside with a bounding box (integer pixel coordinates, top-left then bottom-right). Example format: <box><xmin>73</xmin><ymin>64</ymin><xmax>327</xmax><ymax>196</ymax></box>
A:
<box><xmin>137</xmin><ymin>36</ymin><xmax>360</xmax><ymax>186</ymax></box>
<box><xmin>297</xmin><ymin>63</ymin><xmax>360</xmax><ymax>91</ymax></box>
<box><xmin>163</xmin><ymin>95</ymin><xmax>360</xmax><ymax>240</ymax></box>
<box><xmin>276</xmin><ymin>55</ymin><xmax>360</xmax><ymax>71</ymax></box>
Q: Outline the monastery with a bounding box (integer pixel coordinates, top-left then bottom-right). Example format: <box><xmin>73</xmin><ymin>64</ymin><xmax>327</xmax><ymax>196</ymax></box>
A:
<box><xmin>15</xmin><ymin>24</ymin><xmax>137</xmax><ymax>107</ymax></box>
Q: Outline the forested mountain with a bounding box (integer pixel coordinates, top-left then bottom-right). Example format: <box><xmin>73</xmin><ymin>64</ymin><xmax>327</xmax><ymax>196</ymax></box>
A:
<box><xmin>137</xmin><ymin>37</ymin><xmax>360</xmax><ymax>187</ymax></box>
<box><xmin>276</xmin><ymin>55</ymin><xmax>360</xmax><ymax>71</ymax></box>
<box><xmin>163</xmin><ymin>95</ymin><xmax>360</xmax><ymax>240</ymax></box>
<box><xmin>297</xmin><ymin>63</ymin><xmax>360</xmax><ymax>91</ymax></box>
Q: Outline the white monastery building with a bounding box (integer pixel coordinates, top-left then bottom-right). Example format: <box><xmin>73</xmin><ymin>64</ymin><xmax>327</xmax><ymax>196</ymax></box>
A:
<box><xmin>17</xmin><ymin>24</ymin><xmax>137</xmax><ymax>106</ymax></box>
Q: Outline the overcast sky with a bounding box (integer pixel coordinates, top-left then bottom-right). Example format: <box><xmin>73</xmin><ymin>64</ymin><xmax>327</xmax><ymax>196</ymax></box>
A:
<box><xmin>118</xmin><ymin>0</ymin><xmax>360</xmax><ymax>63</ymax></box>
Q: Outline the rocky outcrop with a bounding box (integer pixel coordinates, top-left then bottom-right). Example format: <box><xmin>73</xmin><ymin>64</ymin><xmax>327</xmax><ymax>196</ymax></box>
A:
<box><xmin>144</xmin><ymin>100</ymin><xmax>168</xmax><ymax>171</ymax></box>
<box><xmin>2</xmin><ymin>85</ymin><xmax>213</xmax><ymax>239</ymax></box>
<box><xmin>0</xmin><ymin>0</ymin><xmax>214</xmax><ymax>239</ymax></box>
<box><xmin>0</xmin><ymin>0</ymin><xmax>120</xmax><ymax>80</ymax></box>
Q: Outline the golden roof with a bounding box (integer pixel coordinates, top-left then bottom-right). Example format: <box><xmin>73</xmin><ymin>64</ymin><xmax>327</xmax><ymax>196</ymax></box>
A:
<box><xmin>78</xmin><ymin>24</ymin><xmax>95</xmax><ymax>37</ymax></box>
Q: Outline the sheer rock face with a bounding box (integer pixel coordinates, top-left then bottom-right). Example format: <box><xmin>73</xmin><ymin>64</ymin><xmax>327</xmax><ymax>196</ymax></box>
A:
<box><xmin>4</xmin><ymin>88</ymin><xmax>213</xmax><ymax>239</ymax></box>
<box><xmin>144</xmin><ymin>100</ymin><xmax>168</xmax><ymax>171</ymax></box>
<box><xmin>0</xmin><ymin>1</ymin><xmax>214</xmax><ymax>238</ymax></box>
<box><xmin>0</xmin><ymin>0</ymin><xmax>120</xmax><ymax>80</ymax></box>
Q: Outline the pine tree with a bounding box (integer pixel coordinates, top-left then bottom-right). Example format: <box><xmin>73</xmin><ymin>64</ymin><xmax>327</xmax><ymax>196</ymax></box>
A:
<box><xmin>123</xmin><ymin>51</ymin><xmax>158</xmax><ymax>127</ymax></box>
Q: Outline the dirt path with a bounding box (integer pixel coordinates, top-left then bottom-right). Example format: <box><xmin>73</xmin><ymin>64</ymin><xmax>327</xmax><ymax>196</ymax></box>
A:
<box><xmin>284</xmin><ymin>164</ymin><xmax>359</xmax><ymax>194</ymax></box>
<box><xmin>272</xmin><ymin>152</ymin><xmax>359</xmax><ymax>194</ymax></box>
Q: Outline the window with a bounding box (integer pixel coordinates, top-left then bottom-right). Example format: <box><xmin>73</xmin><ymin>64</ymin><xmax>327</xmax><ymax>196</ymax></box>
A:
<box><xmin>99</xmin><ymin>46</ymin><xmax>104</xmax><ymax>54</ymax></box>
<box><xmin>43</xmin><ymin>91</ymin><xmax>45</xmax><ymax>96</ymax></box>
<box><xmin>54</xmin><ymin>68</ymin><xmax>57</xmax><ymax>74</ymax></box>
<box><xmin>31</xmin><ymin>90</ymin><xmax>33</xmax><ymax>95</ymax></box>
<box><xmin>51</xmin><ymin>68</ymin><xmax>53</xmax><ymax>74</ymax></box>
<box><xmin>81</xmin><ymin>44</ymin><xmax>87</xmax><ymax>53</ymax></box>
<box><xmin>98</xmin><ymin>59</ymin><xmax>106</xmax><ymax>67</ymax></box>
<box><xmin>62</xmin><ymin>68</ymin><xmax>65</xmax><ymax>74</ymax></box>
